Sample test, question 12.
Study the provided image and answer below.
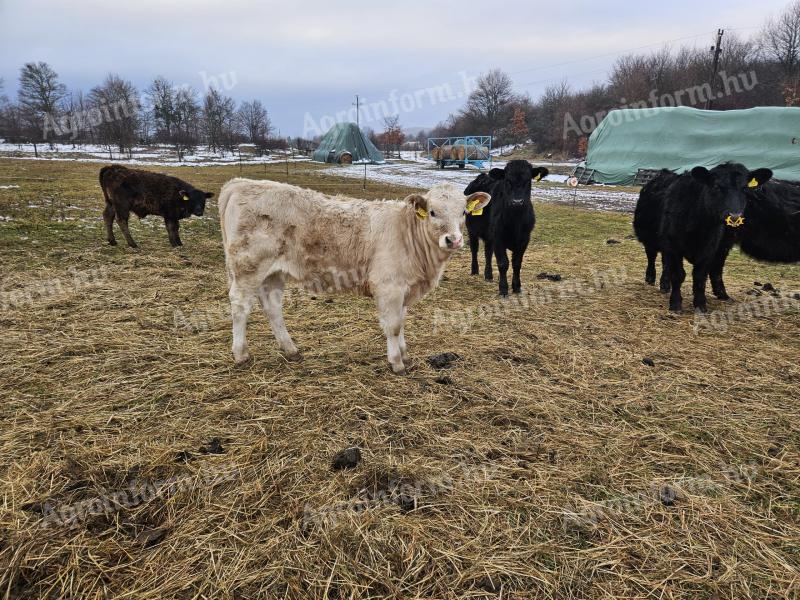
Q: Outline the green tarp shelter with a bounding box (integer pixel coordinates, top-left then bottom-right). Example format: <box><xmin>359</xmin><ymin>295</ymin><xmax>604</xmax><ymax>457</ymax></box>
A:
<box><xmin>585</xmin><ymin>106</ymin><xmax>800</xmax><ymax>185</ymax></box>
<box><xmin>312</xmin><ymin>122</ymin><xmax>384</xmax><ymax>164</ymax></box>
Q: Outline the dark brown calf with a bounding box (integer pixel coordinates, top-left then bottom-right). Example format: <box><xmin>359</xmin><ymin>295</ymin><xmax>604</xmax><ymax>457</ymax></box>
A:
<box><xmin>99</xmin><ymin>165</ymin><xmax>214</xmax><ymax>248</ymax></box>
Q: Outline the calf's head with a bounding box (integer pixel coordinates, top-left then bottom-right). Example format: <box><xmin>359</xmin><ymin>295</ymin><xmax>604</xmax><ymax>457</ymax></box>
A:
<box><xmin>464</xmin><ymin>172</ymin><xmax>497</xmax><ymax>196</ymax></box>
<box><xmin>489</xmin><ymin>160</ymin><xmax>549</xmax><ymax>208</ymax></box>
<box><xmin>691</xmin><ymin>164</ymin><xmax>772</xmax><ymax>228</ymax></box>
<box><xmin>179</xmin><ymin>188</ymin><xmax>214</xmax><ymax>217</ymax></box>
<box><xmin>406</xmin><ymin>183</ymin><xmax>491</xmax><ymax>250</ymax></box>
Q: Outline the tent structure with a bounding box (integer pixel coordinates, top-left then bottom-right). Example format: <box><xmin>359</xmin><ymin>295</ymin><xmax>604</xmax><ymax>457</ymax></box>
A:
<box><xmin>584</xmin><ymin>106</ymin><xmax>800</xmax><ymax>185</ymax></box>
<box><xmin>312</xmin><ymin>122</ymin><xmax>384</xmax><ymax>164</ymax></box>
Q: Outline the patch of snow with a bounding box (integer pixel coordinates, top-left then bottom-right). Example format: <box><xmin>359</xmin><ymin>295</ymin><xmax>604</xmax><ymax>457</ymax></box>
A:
<box><xmin>0</xmin><ymin>142</ymin><xmax>312</xmax><ymax>168</ymax></box>
<box><xmin>0</xmin><ymin>185</ymin><xmax>20</xmax><ymax>190</ymax></box>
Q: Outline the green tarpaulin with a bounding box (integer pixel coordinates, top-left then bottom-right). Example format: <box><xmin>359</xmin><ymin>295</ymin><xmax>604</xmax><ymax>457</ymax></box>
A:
<box><xmin>312</xmin><ymin>122</ymin><xmax>384</xmax><ymax>164</ymax></box>
<box><xmin>585</xmin><ymin>106</ymin><xmax>800</xmax><ymax>185</ymax></box>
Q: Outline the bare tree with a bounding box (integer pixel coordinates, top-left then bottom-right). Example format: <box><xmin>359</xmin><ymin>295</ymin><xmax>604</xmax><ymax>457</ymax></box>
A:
<box><xmin>89</xmin><ymin>74</ymin><xmax>140</xmax><ymax>156</ymax></box>
<box><xmin>173</xmin><ymin>86</ymin><xmax>200</xmax><ymax>160</ymax></box>
<box><xmin>462</xmin><ymin>69</ymin><xmax>515</xmax><ymax>136</ymax></box>
<box><xmin>147</xmin><ymin>76</ymin><xmax>176</xmax><ymax>144</ymax></box>
<box><xmin>17</xmin><ymin>62</ymin><xmax>67</xmax><ymax>152</ymax></box>
<box><xmin>379</xmin><ymin>115</ymin><xmax>404</xmax><ymax>158</ymax></box>
<box><xmin>202</xmin><ymin>87</ymin><xmax>237</xmax><ymax>153</ymax></box>
<box><xmin>236</xmin><ymin>100</ymin><xmax>272</xmax><ymax>146</ymax></box>
<box><xmin>759</xmin><ymin>0</ymin><xmax>800</xmax><ymax>75</ymax></box>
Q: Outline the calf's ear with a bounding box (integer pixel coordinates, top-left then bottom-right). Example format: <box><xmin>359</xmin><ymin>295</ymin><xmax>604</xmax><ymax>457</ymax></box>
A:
<box><xmin>488</xmin><ymin>168</ymin><xmax>505</xmax><ymax>180</ymax></box>
<box><xmin>532</xmin><ymin>166</ymin><xmax>549</xmax><ymax>182</ymax></box>
<box><xmin>178</xmin><ymin>189</ymin><xmax>190</xmax><ymax>201</ymax></box>
<box><xmin>690</xmin><ymin>167</ymin><xmax>714</xmax><ymax>185</ymax></box>
<box><xmin>747</xmin><ymin>169</ymin><xmax>772</xmax><ymax>188</ymax></box>
<box><xmin>404</xmin><ymin>193</ymin><xmax>429</xmax><ymax>219</ymax></box>
<box><xmin>465</xmin><ymin>191</ymin><xmax>491</xmax><ymax>214</ymax></box>
<box><xmin>204</xmin><ymin>192</ymin><xmax>215</xmax><ymax>198</ymax></box>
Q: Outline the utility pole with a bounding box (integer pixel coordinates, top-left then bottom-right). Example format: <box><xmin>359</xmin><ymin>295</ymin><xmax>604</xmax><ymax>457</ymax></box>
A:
<box><xmin>705</xmin><ymin>29</ymin><xmax>724</xmax><ymax>110</ymax></box>
<box><xmin>353</xmin><ymin>94</ymin><xmax>360</xmax><ymax>126</ymax></box>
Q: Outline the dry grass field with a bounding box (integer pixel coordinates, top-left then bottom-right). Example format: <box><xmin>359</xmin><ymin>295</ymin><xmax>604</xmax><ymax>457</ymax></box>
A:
<box><xmin>1</xmin><ymin>157</ymin><xmax>799</xmax><ymax>599</ymax></box>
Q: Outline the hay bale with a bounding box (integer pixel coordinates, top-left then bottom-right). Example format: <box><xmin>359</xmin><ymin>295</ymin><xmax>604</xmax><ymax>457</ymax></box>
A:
<box><xmin>452</xmin><ymin>145</ymin><xmax>489</xmax><ymax>161</ymax></box>
<box><xmin>339</xmin><ymin>152</ymin><xmax>353</xmax><ymax>165</ymax></box>
<box><xmin>431</xmin><ymin>146</ymin><xmax>454</xmax><ymax>161</ymax></box>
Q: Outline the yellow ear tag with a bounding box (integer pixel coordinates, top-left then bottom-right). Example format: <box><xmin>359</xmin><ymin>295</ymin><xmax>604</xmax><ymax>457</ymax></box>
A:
<box><xmin>415</xmin><ymin>207</ymin><xmax>428</xmax><ymax>220</ymax></box>
<box><xmin>466</xmin><ymin>198</ymin><xmax>483</xmax><ymax>216</ymax></box>
<box><xmin>747</xmin><ymin>178</ymin><xmax>758</xmax><ymax>188</ymax></box>
<box><xmin>182</xmin><ymin>195</ymin><xmax>190</xmax><ymax>201</ymax></box>
<box><xmin>534</xmin><ymin>174</ymin><xmax>542</xmax><ymax>182</ymax></box>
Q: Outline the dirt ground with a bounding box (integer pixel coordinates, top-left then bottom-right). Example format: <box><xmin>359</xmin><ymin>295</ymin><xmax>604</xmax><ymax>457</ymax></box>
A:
<box><xmin>1</xmin><ymin>158</ymin><xmax>798</xmax><ymax>599</ymax></box>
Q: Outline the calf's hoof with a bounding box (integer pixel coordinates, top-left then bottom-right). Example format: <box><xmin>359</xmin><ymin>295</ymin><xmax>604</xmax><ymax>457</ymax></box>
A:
<box><xmin>694</xmin><ymin>305</ymin><xmax>708</xmax><ymax>314</ymax></box>
<box><xmin>107</xmin><ymin>239</ymin><xmax>117</xmax><ymax>246</ymax></box>
<box><xmin>390</xmin><ymin>363</ymin><xmax>407</xmax><ymax>376</ymax></box>
<box><xmin>233</xmin><ymin>350</ymin><xmax>251</xmax><ymax>366</ymax></box>
<box><xmin>668</xmin><ymin>303</ymin><xmax>682</xmax><ymax>313</ymax></box>
<box><xmin>512</xmin><ymin>287</ymin><xmax>522</xmax><ymax>294</ymax></box>
<box><xmin>659</xmin><ymin>284</ymin><xmax>671</xmax><ymax>294</ymax></box>
<box><xmin>127</xmin><ymin>242</ymin><xmax>139</xmax><ymax>249</ymax></box>
<box><xmin>484</xmin><ymin>274</ymin><xmax>493</xmax><ymax>281</ymax></box>
<box><xmin>714</xmin><ymin>292</ymin><xmax>731</xmax><ymax>301</ymax></box>
<box><xmin>283</xmin><ymin>352</ymin><xmax>302</xmax><ymax>363</ymax></box>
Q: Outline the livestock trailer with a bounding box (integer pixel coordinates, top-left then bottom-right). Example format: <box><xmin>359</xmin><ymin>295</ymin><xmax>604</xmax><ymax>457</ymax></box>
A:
<box><xmin>427</xmin><ymin>136</ymin><xmax>492</xmax><ymax>169</ymax></box>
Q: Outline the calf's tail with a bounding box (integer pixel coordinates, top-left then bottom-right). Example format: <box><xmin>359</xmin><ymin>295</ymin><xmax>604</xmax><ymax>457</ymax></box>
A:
<box><xmin>99</xmin><ymin>166</ymin><xmax>112</xmax><ymax>203</ymax></box>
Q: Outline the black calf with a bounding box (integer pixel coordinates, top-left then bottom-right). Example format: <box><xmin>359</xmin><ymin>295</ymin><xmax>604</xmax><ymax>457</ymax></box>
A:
<box><xmin>659</xmin><ymin>163</ymin><xmax>772</xmax><ymax>312</ymax></box>
<box><xmin>483</xmin><ymin>161</ymin><xmax>548</xmax><ymax>296</ymax></box>
<box><xmin>463</xmin><ymin>173</ymin><xmax>499</xmax><ymax>280</ymax></box>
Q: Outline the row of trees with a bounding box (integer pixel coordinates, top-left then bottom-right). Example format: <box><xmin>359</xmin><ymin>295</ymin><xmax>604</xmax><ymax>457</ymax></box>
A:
<box><xmin>428</xmin><ymin>0</ymin><xmax>800</xmax><ymax>156</ymax></box>
<box><xmin>0</xmin><ymin>64</ymin><xmax>276</xmax><ymax>159</ymax></box>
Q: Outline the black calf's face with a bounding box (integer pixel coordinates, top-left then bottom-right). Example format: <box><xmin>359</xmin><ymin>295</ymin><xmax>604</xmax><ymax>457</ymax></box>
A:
<box><xmin>691</xmin><ymin>165</ymin><xmax>772</xmax><ymax>228</ymax></box>
<box><xmin>179</xmin><ymin>189</ymin><xmax>214</xmax><ymax>217</ymax></box>
<box><xmin>491</xmin><ymin>161</ymin><xmax>549</xmax><ymax>208</ymax></box>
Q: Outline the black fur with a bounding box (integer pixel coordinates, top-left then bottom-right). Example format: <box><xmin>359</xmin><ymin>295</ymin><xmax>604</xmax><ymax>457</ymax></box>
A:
<box><xmin>99</xmin><ymin>165</ymin><xmax>214</xmax><ymax>248</ymax></box>
<box><xmin>634</xmin><ymin>163</ymin><xmax>773</xmax><ymax>312</ymax></box>
<box><xmin>633</xmin><ymin>169</ymin><xmax>677</xmax><ymax>292</ymax></box>
<box><xmin>475</xmin><ymin>161</ymin><xmax>548</xmax><ymax>296</ymax></box>
<box><xmin>740</xmin><ymin>180</ymin><xmax>800</xmax><ymax>262</ymax></box>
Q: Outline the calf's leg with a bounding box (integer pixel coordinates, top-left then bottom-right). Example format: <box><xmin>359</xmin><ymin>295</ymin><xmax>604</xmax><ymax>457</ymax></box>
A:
<box><xmin>376</xmin><ymin>292</ymin><xmax>406</xmax><ymax>375</ymax></box>
<box><xmin>468</xmin><ymin>234</ymin><xmax>480</xmax><ymax>275</ymax></box>
<box><xmin>691</xmin><ymin>263</ymin><xmax>711</xmax><ymax>313</ymax></box>
<box><xmin>165</xmin><ymin>219</ymin><xmax>182</xmax><ymax>247</ymax></box>
<box><xmin>511</xmin><ymin>246</ymin><xmax>528</xmax><ymax>294</ymax></box>
<box><xmin>103</xmin><ymin>203</ymin><xmax>117</xmax><ymax>245</ymax></box>
<box><xmin>644</xmin><ymin>246</ymin><xmax>657</xmax><ymax>285</ymax></box>
<box><xmin>659</xmin><ymin>254</ymin><xmax>671</xmax><ymax>293</ymax></box>
<box><xmin>664</xmin><ymin>252</ymin><xmax>685</xmax><ymax>312</ymax></box>
<box><xmin>229</xmin><ymin>280</ymin><xmax>256</xmax><ymax>364</ymax></box>
<box><xmin>483</xmin><ymin>238</ymin><xmax>494</xmax><ymax>281</ymax></box>
<box><xmin>709</xmin><ymin>246</ymin><xmax>732</xmax><ymax>301</ymax></box>
<box><xmin>398</xmin><ymin>307</ymin><xmax>408</xmax><ymax>363</ymax></box>
<box><xmin>257</xmin><ymin>274</ymin><xmax>299</xmax><ymax>360</ymax></box>
<box><xmin>114</xmin><ymin>210</ymin><xmax>137</xmax><ymax>248</ymax></box>
<box><xmin>494</xmin><ymin>244</ymin><xmax>510</xmax><ymax>297</ymax></box>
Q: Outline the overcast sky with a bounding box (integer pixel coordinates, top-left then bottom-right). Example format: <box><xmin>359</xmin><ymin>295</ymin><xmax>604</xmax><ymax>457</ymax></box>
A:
<box><xmin>0</xmin><ymin>0</ymin><xmax>792</xmax><ymax>137</ymax></box>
